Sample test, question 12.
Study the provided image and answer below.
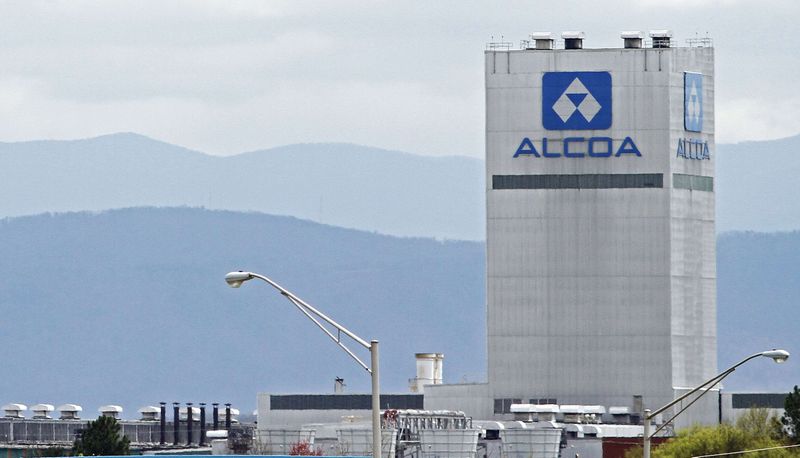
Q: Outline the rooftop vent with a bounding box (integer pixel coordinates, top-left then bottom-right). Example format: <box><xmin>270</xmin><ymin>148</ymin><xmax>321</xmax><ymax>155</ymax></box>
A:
<box><xmin>31</xmin><ymin>404</ymin><xmax>54</xmax><ymax>419</ymax></box>
<box><xmin>562</xmin><ymin>31</ymin><xmax>585</xmax><ymax>50</ymax></box>
<box><xmin>99</xmin><ymin>405</ymin><xmax>123</xmax><ymax>419</ymax></box>
<box><xmin>609</xmin><ymin>406</ymin><xmax>631</xmax><ymax>424</ymax></box>
<box><xmin>57</xmin><ymin>404</ymin><xmax>82</xmax><ymax>420</ymax></box>
<box><xmin>509</xmin><ymin>404</ymin><xmax>536</xmax><ymax>422</ymax></box>
<box><xmin>3</xmin><ymin>403</ymin><xmax>27</xmax><ymax>419</ymax></box>
<box><xmin>608</xmin><ymin>406</ymin><xmax>630</xmax><ymax>415</ymax></box>
<box><xmin>649</xmin><ymin>30</ymin><xmax>673</xmax><ymax>48</ymax></box>
<box><xmin>180</xmin><ymin>407</ymin><xmax>202</xmax><ymax>422</ymax></box>
<box><xmin>583</xmin><ymin>405</ymin><xmax>606</xmax><ymax>424</ymax></box>
<box><xmin>138</xmin><ymin>406</ymin><xmax>160</xmax><ymax>421</ymax></box>
<box><xmin>621</xmin><ymin>31</ymin><xmax>644</xmax><ymax>49</ymax></box>
<box><xmin>560</xmin><ymin>405</ymin><xmax>586</xmax><ymax>424</ymax></box>
<box><xmin>529</xmin><ymin>32</ymin><xmax>554</xmax><ymax>50</ymax></box>
<box><xmin>334</xmin><ymin>377</ymin><xmax>346</xmax><ymax>394</ymax></box>
<box><xmin>532</xmin><ymin>404</ymin><xmax>559</xmax><ymax>422</ymax></box>
<box><xmin>583</xmin><ymin>405</ymin><xmax>606</xmax><ymax>415</ymax></box>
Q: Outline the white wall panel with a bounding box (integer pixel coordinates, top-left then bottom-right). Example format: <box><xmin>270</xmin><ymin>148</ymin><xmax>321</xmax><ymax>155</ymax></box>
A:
<box><xmin>483</xmin><ymin>45</ymin><xmax>716</xmax><ymax>416</ymax></box>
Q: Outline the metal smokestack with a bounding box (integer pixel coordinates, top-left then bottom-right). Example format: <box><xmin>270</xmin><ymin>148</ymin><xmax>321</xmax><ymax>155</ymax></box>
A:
<box><xmin>173</xmin><ymin>403</ymin><xmax>180</xmax><ymax>446</ymax></box>
<box><xmin>212</xmin><ymin>403</ymin><xmax>219</xmax><ymax>430</ymax></box>
<box><xmin>186</xmin><ymin>403</ymin><xmax>193</xmax><ymax>445</ymax></box>
<box><xmin>199</xmin><ymin>403</ymin><xmax>207</xmax><ymax>446</ymax></box>
<box><xmin>225</xmin><ymin>404</ymin><xmax>231</xmax><ymax>430</ymax></box>
<box><xmin>159</xmin><ymin>402</ymin><xmax>166</xmax><ymax>445</ymax></box>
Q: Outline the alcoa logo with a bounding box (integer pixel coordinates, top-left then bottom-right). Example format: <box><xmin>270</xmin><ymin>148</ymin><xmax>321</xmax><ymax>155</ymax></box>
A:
<box><xmin>513</xmin><ymin>71</ymin><xmax>641</xmax><ymax>158</ymax></box>
<box><xmin>684</xmin><ymin>72</ymin><xmax>703</xmax><ymax>133</ymax></box>
<box><xmin>543</xmin><ymin>72</ymin><xmax>612</xmax><ymax>130</ymax></box>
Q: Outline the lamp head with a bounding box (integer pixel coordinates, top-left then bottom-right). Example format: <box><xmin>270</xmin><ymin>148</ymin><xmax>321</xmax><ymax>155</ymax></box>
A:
<box><xmin>761</xmin><ymin>349</ymin><xmax>790</xmax><ymax>364</ymax></box>
<box><xmin>225</xmin><ymin>271</ymin><xmax>253</xmax><ymax>288</ymax></box>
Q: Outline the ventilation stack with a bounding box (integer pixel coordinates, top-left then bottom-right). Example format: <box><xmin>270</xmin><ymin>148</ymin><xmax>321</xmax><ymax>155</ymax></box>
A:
<box><xmin>57</xmin><ymin>404</ymin><xmax>82</xmax><ymax>420</ymax></box>
<box><xmin>2</xmin><ymin>404</ymin><xmax>27</xmax><ymax>419</ymax></box>
<box><xmin>139</xmin><ymin>406</ymin><xmax>160</xmax><ymax>421</ymax></box>
<box><xmin>334</xmin><ymin>377</ymin><xmax>346</xmax><ymax>393</ymax></box>
<box><xmin>31</xmin><ymin>404</ymin><xmax>54</xmax><ymax>419</ymax></box>
<box><xmin>410</xmin><ymin>353</ymin><xmax>444</xmax><ymax>393</ymax></box>
<box><xmin>561</xmin><ymin>31</ymin><xmax>585</xmax><ymax>49</ymax></box>
<box><xmin>621</xmin><ymin>31</ymin><xmax>644</xmax><ymax>48</ymax></box>
<box><xmin>529</xmin><ymin>32</ymin><xmax>554</xmax><ymax>50</ymax></box>
<box><xmin>609</xmin><ymin>406</ymin><xmax>631</xmax><ymax>424</ymax></box>
<box><xmin>649</xmin><ymin>30</ymin><xmax>673</xmax><ymax>48</ymax></box>
<box><xmin>99</xmin><ymin>405</ymin><xmax>123</xmax><ymax>419</ymax></box>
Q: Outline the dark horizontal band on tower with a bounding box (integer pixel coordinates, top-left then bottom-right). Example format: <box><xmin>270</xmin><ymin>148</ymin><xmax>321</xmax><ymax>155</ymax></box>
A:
<box><xmin>492</xmin><ymin>173</ymin><xmax>664</xmax><ymax>190</ymax></box>
<box><xmin>673</xmin><ymin>173</ymin><xmax>713</xmax><ymax>192</ymax></box>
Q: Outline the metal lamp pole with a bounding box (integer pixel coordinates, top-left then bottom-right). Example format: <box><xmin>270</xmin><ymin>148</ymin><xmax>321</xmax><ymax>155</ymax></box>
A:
<box><xmin>225</xmin><ymin>271</ymin><xmax>382</xmax><ymax>458</ymax></box>
<box><xmin>642</xmin><ymin>349</ymin><xmax>789</xmax><ymax>458</ymax></box>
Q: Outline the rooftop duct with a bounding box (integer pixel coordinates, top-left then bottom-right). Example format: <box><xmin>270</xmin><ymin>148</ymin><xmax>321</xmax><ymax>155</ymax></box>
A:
<box><xmin>99</xmin><ymin>405</ymin><xmax>123</xmax><ymax>419</ymax></box>
<box><xmin>57</xmin><ymin>404</ymin><xmax>82</xmax><ymax>420</ymax></box>
<box><xmin>621</xmin><ymin>31</ymin><xmax>644</xmax><ymax>48</ymax></box>
<box><xmin>31</xmin><ymin>404</ymin><xmax>54</xmax><ymax>419</ymax></box>
<box><xmin>334</xmin><ymin>377</ymin><xmax>346</xmax><ymax>394</ymax></box>
<box><xmin>561</xmin><ymin>31</ymin><xmax>585</xmax><ymax>49</ymax></box>
<box><xmin>560</xmin><ymin>405</ymin><xmax>586</xmax><ymax>424</ymax></box>
<box><xmin>608</xmin><ymin>406</ymin><xmax>631</xmax><ymax>424</ymax></box>
<box><xmin>139</xmin><ymin>406</ymin><xmax>160</xmax><ymax>421</ymax></box>
<box><xmin>531</xmin><ymin>404</ymin><xmax>559</xmax><ymax>422</ymax></box>
<box><xmin>3</xmin><ymin>403</ymin><xmax>27</xmax><ymax>419</ymax></box>
<box><xmin>649</xmin><ymin>30</ymin><xmax>673</xmax><ymax>48</ymax></box>
<box><xmin>509</xmin><ymin>404</ymin><xmax>539</xmax><ymax>422</ymax></box>
<box><xmin>529</xmin><ymin>32</ymin><xmax>554</xmax><ymax>50</ymax></box>
<box><xmin>583</xmin><ymin>405</ymin><xmax>606</xmax><ymax>424</ymax></box>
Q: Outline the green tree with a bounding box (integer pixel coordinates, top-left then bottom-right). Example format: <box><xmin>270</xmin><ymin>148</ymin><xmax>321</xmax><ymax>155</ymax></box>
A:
<box><xmin>783</xmin><ymin>385</ymin><xmax>800</xmax><ymax>443</ymax></box>
<box><xmin>36</xmin><ymin>447</ymin><xmax>67</xmax><ymax>457</ymax></box>
<box><xmin>737</xmin><ymin>406</ymin><xmax>785</xmax><ymax>442</ymax></box>
<box><xmin>72</xmin><ymin>415</ymin><xmax>130</xmax><ymax>456</ymax></box>
<box><xmin>624</xmin><ymin>423</ymin><xmax>795</xmax><ymax>458</ymax></box>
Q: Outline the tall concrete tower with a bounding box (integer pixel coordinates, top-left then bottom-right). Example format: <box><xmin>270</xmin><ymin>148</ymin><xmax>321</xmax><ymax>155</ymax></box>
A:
<box><xmin>483</xmin><ymin>31</ymin><xmax>716</xmax><ymax>422</ymax></box>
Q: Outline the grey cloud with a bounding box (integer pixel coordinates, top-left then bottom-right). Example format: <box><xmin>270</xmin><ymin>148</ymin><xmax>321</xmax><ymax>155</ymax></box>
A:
<box><xmin>0</xmin><ymin>0</ymin><xmax>797</xmax><ymax>156</ymax></box>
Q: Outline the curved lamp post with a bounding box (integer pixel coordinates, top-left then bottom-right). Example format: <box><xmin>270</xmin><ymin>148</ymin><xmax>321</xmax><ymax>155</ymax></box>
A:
<box><xmin>225</xmin><ymin>271</ymin><xmax>381</xmax><ymax>458</ymax></box>
<box><xmin>643</xmin><ymin>349</ymin><xmax>790</xmax><ymax>458</ymax></box>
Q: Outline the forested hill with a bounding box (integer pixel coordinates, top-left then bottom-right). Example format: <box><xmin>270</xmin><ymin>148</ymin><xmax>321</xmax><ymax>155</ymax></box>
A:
<box><xmin>0</xmin><ymin>208</ymin><xmax>486</xmax><ymax>413</ymax></box>
<box><xmin>0</xmin><ymin>207</ymin><xmax>795</xmax><ymax>415</ymax></box>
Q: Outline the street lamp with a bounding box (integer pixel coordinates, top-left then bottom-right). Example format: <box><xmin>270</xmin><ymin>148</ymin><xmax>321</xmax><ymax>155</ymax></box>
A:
<box><xmin>225</xmin><ymin>271</ymin><xmax>382</xmax><ymax>458</ymax></box>
<box><xmin>642</xmin><ymin>349</ymin><xmax>790</xmax><ymax>458</ymax></box>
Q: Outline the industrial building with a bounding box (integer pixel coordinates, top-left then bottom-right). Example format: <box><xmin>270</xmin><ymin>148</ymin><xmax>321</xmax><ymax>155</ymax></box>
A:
<box><xmin>426</xmin><ymin>29</ymin><xmax>718</xmax><ymax>429</ymax></box>
<box><xmin>250</xmin><ymin>30</ymin><xmax>722</xmax><ymax>457</ymax></box>
<box><xmin>0</xmin><ymin>402</ymin><xmax>243</xmax><ymax>457</ymax></box>
<box><xmin>6</xmin><ymin>31</ymin><xmax>773</xmax><ymax>458</ymax></box>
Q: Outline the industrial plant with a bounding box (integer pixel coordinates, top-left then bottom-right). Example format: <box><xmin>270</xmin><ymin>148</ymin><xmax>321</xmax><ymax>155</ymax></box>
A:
<box><xmin>1</xmin><ymin>30</ymin><xmax>791</xmax><ymax>458</ymax></box>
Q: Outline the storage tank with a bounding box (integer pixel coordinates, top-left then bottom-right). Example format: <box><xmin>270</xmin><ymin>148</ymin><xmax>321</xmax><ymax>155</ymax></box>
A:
<box><xmin>410</xmin><ymin>353</ymin><xmax>444</xmax><ymax>393</ymax></box>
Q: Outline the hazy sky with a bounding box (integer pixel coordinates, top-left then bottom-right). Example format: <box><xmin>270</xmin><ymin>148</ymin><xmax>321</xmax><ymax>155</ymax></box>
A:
<box><xmin>1</xmin><ymin>0</ymin><xmax>798</xmax><ymax>158</ymax></box>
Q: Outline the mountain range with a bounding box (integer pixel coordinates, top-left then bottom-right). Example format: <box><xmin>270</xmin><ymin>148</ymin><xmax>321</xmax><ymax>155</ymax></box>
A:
<box><xmin>2</xmin><ymin>132</ymin><xmax>800</xmax><ymax>240</ymax></box>
<box><xmin>0</xmin><ymin>133</ymin><xmax>484</xmax><ymax>240</ymax></box>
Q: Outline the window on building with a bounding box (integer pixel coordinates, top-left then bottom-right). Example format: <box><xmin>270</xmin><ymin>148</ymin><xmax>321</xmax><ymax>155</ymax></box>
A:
<box><xmin>493</xmin><ymin>398</ymin><xmax>523</xmax><ymax>414</ymax></box>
